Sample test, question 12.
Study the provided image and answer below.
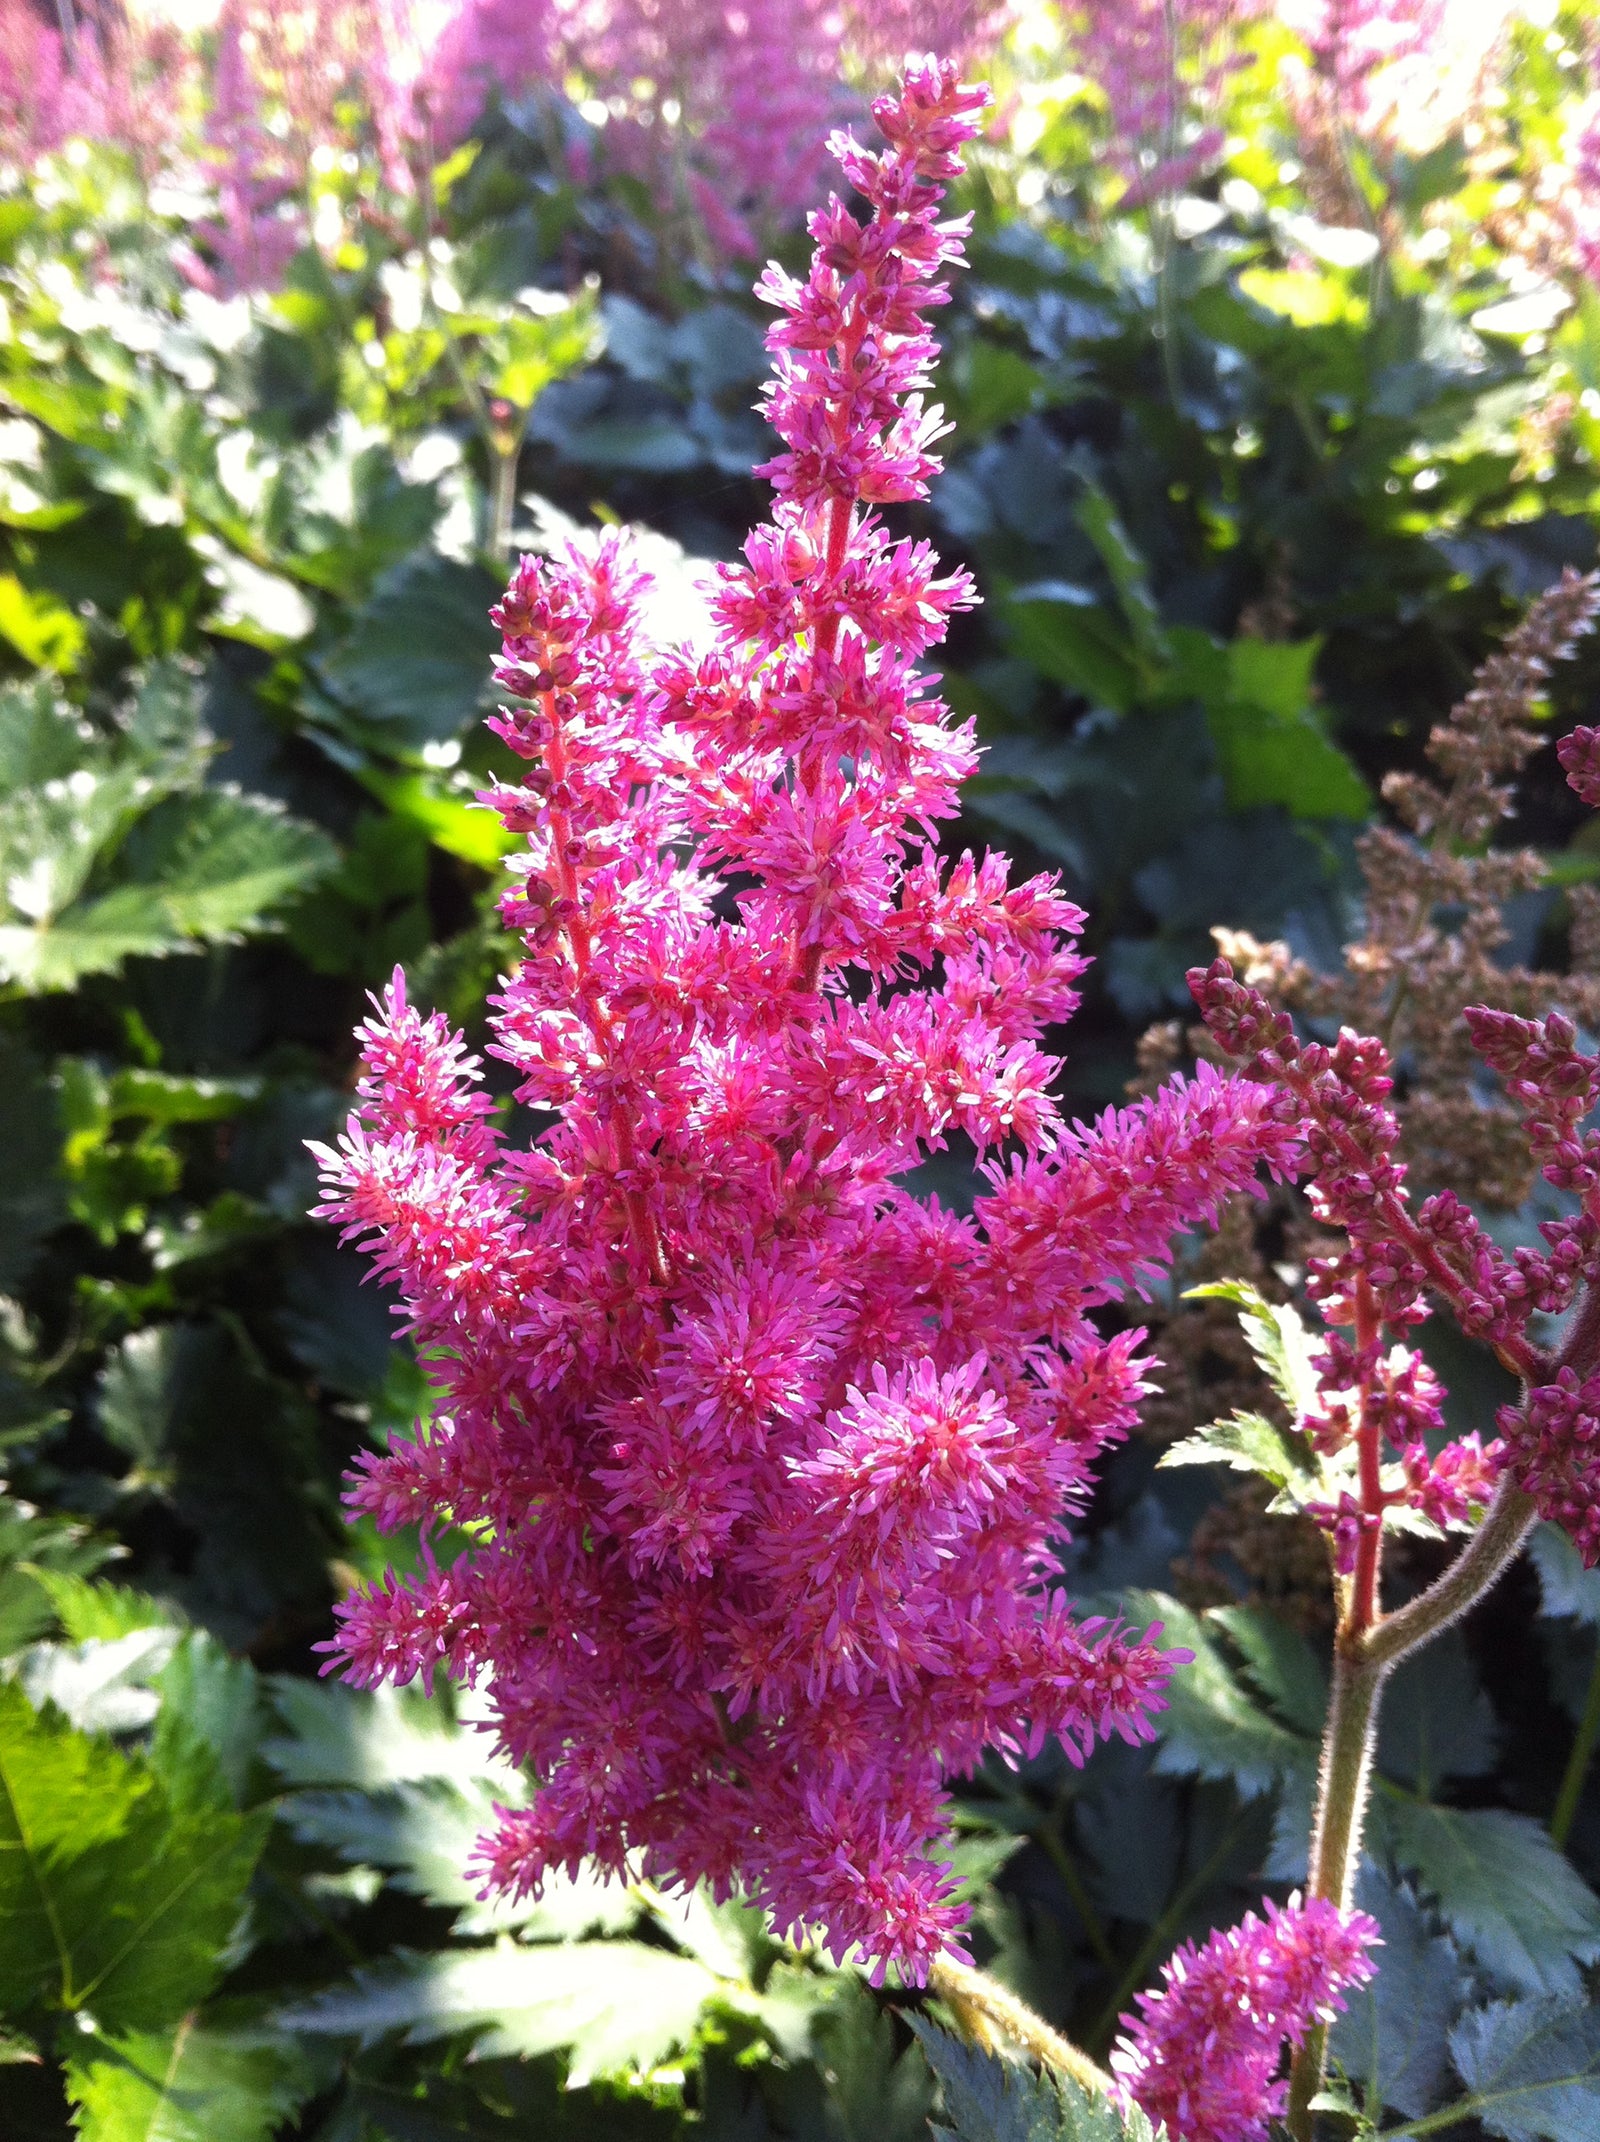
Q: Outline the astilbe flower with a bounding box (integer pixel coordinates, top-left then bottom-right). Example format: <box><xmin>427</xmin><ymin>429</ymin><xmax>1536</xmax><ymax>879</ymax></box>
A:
<box><xmin>0</xmin><ymin>0</ymin><xmax>93</xmax><ymax>165</ymax></box>
<box><xmin>0</xmin><ymin>0</ymin><xmax>189</xmax><ymax>173</ymax></box>
<box><xmin>1279</xmin><ymin>0</ymin><xmax>1515</xmax><ymax>220</ymax></box>
<box><xmin>431</xmin><ymin>0</ymin><xmax>1008</xmax><ymax>258</ymax></box>
<box><xmin>313</xmin><ymin>59</ymin><xmax>1300</xmax><ymax>1981</ymax></box>
<box><xmin>199</xmin><ymin>0</ymin><xmax>401</xmax><ymax>290</ymax></box>
<box><xmin>1110</xmin><ymin>1895</ymin><xmax>1380</xmax><ymax>2142</ymax></box>
<box><xmin>1192</xmin><ymin>657</ymin><xmax>1600</xmax><ymax>1573</ymax></box>
<box><xmin>1065</xmin><ymin>0</ymin><xmax>1265</xmax><ymax>204</ymax></box>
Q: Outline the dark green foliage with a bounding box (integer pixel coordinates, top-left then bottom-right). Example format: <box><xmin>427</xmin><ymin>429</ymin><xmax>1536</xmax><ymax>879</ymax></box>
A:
<box><xmin>0</xmin><ymin>37</ymin><xmax>1597</xmax><ymax>2141</ymax></box>
<box><xmin>1445</xmin><ymin>1998</ymin><xmax>1600</xmax><ymax>2142</ymax></box>
<box><xmin>911</xmin><ymin>2023</ymin><xmax>1158</xmax><ymax>2142</ymax></box>
<box><xmin>0</xmin><ymin>1681</ymin><xmax>268</xmax><ymax>2029</ymax></box>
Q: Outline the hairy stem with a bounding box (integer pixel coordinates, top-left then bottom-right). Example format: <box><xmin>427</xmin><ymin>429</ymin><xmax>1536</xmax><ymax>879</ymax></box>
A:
<box><xmin>927</xmin><ymin>1955</ymin><xmax>1115</xmax><ymax>2098</ymax></box>
<box><xmin>1286</xmin><ymin>1475</ymin><xmax>1539</xmax><ymax>2137</ymax></box>
<box><xmin>488</xmin><ymin>440</ymin><xmax>520</xmax><ymax>563</ymax></box>
<box><xmin>1551</xmin><ymin>1636</ymin><xmax>1600</xmax><ymax>1852</ymax></box>
<box><xmin>1359</xmin><ymin>1478</ymin><xmax>1537</xmax><ymax>1677</ymax></box>
<box><xmin>1285</xmin><ymin>1647</ymin><xmax>1385</xmax><ymax>2139</ymax></box>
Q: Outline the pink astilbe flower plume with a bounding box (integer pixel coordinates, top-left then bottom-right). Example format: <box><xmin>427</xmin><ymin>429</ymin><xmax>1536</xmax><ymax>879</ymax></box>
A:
<box><xmin>1111</xmin><ymin>1895</ymin><xmax>1379</xmax><ymax>2142</ymax></box>
<box><xmin>313</xmin><ymin>58</ymin><xmax>1299</xmax><ymax>1981</ymax></box>
<box><xmin>1066</xmin><ymin>0</ymin><xmax>1266</xmax><ymax>204</ymax></box>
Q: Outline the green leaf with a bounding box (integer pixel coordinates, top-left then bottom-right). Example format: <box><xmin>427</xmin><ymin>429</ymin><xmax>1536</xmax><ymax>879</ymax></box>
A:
<box><xmin>0</xmin><ymin>571</ymin><xmax>85</xmax><ymax>670</ymax></box>
<box><xmin>1530</xmin><ymin>1524</ymin><xmax>1600</xmax><ymax>1627</ymax></box>
<box><xmin>0</xmin><ymin>676</ymin><xmax>91</xmax><ymax>789</ymax></box>
<box><xmin>556</xmin><ymin>417</ymin><xmax>702</xmax><ymax>473</ymax></box>
<box><xmin>115</xmin><ymin>790</ymin><xmax>335</xmax><ymax>942</ymax></box>
<box><xmin>1074</xmin><ymin>482</ymin><xmax>1169</xmax><ymax>671</ymax></box>
<box><xmin>1125</xmin><ymin>1592</ymin><xmax>1314</xmax><ymax>1798</ymax></box>
<box><xmin>1196</xmin><ymin>634</ymin><xmax>1370</xmax><ymax>820</ymax></box>
<box><xmin>1377</xmin><ymin>1637</ymin><xmax>1496</xmax><ymax>1794</ymax></box>
<box><xmin>0</xmin><ymin>1496</ymin><xmax>112</xmax><ymax>1657</ymax></box>
<box><xmin>262</xmin><ymin>1676</ymin><xmax>525</xmax><ymax>1798</ymax></box>
<box><xmin>317</xmin><ymin>550</ymin><xmax>501</xmax><ymax>748</ymax></box>
<box><xmin>1206</xmin><ymin>691</ymin><xmax>1371</xmax><ymax>820</ymax></box>
<box><xmin>356</xmin><ymin>765</ymin><xmax>513</xmax><ymax>869</ymax></box>
<box><xmin>1208</xmin><ymin>1606</ymin><xmax>1328</xmax><ymax>1737</ymax></box>
<box><xmin>1184</xmin><ymin>1283</ymin><xmax>1322</xmax><ymax>1423</ymax></box>
<box><xmin>282</xmin><ymin>1775</ymin><xmax>635</xmax><ymax>1938</ymax></box>
<box><xmin>102</xmin><ymin>1069</ymin><xmax>263</xmax><ymax>1131</ymax></box>
<box><xmin>0</xmin><ymin>1681</ymin><xmax>267</xmax><ymax>2030</ymax></box>
<box><xmin>280</xmin><ymin>1938</ymin><xmax>722</xmax><ymax>2085</ymax></box>
<box><xmin>805</xmin><ymin>1979</ymin><xmax>932</xmax><ymax>2142</ymax></box>
<box><xmin>1374</xmin><ymin>1801</ymin><xmax>1600</xmax><ymax>1997</ymax></box>
<box><xmin>948</xmin><ymin>340</ymin><xmax>1048</xmax><ymax>439</ymax></box>
<box><xmin>97</xmin><ymin>1328</ymin><xmax>178</xmax><ymax>1480</ymax></box>
<box><xmin>0</xmin><ymin>778</ymin><xmax>332</xmax><ymax>992</ymax></box>
<box><xmin>17</xmin><ymin>1628</ymin><xmax>176</xmax><ymax>1735</ymax></box>
<box><xmin>31</xmin><ymin>1571</ymin><xmax>176</xmax><ymax>1643</ymax></box>
<box><xmin>1330</xmin><ymin>1870</ymin><xmax>1463</xmax><ymax>2121</ymax></box>
<box><xmin>0</xmin><ymin>1035</ymin><xmax>65</xmax><ymax>1287</ymax></box>
<box><xmin>1005</xmin><ymin>590</ymin><xmax>1139</xmax><ymax>713</ymax></box>
<box><xmin>150</xmin><ymin>1634</ymin><xmax>261</xmax><ymax>1811</ymax></box>
<box><xmin>911</xmin><ymin>2020</ymin><xmax>1160</xmax><ymax>2142</ymax></box>
<box><xmin>66</xmin><ymin>2020</ymin><xmax>319</xmax><ymax>2142</ymax></box>
<box><xmin>1443</xmin><ymin>1997</ymin><xmax>1600</xmax><ymax>2141</ymax></box>
<box><xmin>1158</xmin><ymin>1411</ymin><xmax>1322</xmax><ymax>1510</ymax></box>
<box><xmin>491</xmin><ymin>298</ymin><xmax>601</xmax><ymax>414</ymax></box>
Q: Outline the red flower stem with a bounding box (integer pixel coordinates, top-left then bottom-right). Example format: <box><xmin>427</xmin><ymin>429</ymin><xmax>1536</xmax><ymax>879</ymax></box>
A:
<box><xmin>1273</xmin><ymin>1059</ymin><xmax>1546</xmax><ymax>1381</ymax></box>
<box><xmin>1349</xmin><ymin>1277</ymin><xmax>1385</xmax><ymax>1637</ymax></box>
<box><xmin>542</xmin><ymin>688</ymin><xmax>669</xmax><ymax>1287</ymax></box>
<box><xmin>788</xmin><ymin>456</ymin><xmax>856</xmax><ymax>996</ymax></box>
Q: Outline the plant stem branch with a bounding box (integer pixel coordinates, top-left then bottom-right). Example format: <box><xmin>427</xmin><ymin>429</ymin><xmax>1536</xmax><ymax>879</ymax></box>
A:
<box><xmin>1286</xmin><ymin>1474</ymin><xmax>1539</xmax><ymax>2137</ymax></box>
<box><xmin>488</xmin><ymin>438</ymin><xmax>521</xmax><ymax>563</ymax></box>
<box><xmin>926</xmin><ymin>1955</ymin><xmax>1115</xmax><ymax>2098</ymax></box>
<box><xmin>1359</xmin><ymin>1479</ymin><xmax>1537</xmax><ymax>1677</ymax></box>
<box><xmin>1551</xmin><ymin>1636</ymin><xmax>1600</xmax><ymax>1852</ymax></box>
<box><xmin>1285</xmin><ymin>1645</ymin><xmax>1385</xmax><ymax>2139</ymax></box>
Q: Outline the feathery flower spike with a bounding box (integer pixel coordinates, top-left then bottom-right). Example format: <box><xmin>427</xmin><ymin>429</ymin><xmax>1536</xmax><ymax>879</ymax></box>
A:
<box><xmin>1111</xmin><ymin>1894</ymin><xmax>1379</xmax><ymax>2142</ymax></box>
<box><xmin>314</xmin><ymin>57</ymin><xmax>1299</xmax><ymax>1980</ymax></box>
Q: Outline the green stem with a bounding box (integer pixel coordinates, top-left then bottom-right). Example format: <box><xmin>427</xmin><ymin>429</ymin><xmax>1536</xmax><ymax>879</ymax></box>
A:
<box><xmin>1087</xmin><ymin>1811</ymin><xmax>1250</xmax><ymax>2051</ymax></box>
<box><xmin>1551</xmin><ymin>1636</ymin><xmax>1600</xmax><ymax>1852</ymax></box>
<box><xmin>1285</xmin><ymin>1647</ymin><xmax>1385</xmax><ymax>2139</ymax></box>
<box><xmin>1377</xmin><ymin>2093</ymin><xmax>1503</xmax><ymax>2140</ymax></box>
<box><xmin>927</xmin><ymin>1955</ymin><xmax>1114</xmax><ymax>2099</ymax></box>
<box><xmin>488</xmin><ymin>438</ymin><xmax>521</xmax><ymax>563</ymax></box>
<box><xmin>1033</xmin><ymin>1814</ymin><xmax>1117</xmax><ymax>1974</ymax></box>
<box><xmin>1359</xmin><ymin>1481</ymin><xmax>1537</xmax><ymax>1677</ymax></box>
<box><xmin>1286</xmin><ymin>1477</ymin><xmax>1538</xmax><ymax>2139</ymax></box>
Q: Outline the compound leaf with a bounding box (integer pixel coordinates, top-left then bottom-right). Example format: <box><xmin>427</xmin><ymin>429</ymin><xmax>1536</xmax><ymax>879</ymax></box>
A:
<box><xmin>0</xmin><ymin>1681</ymin><xmax>267</xmax><ymax>2030</ymax></box>
<box><xmin>1375</xmin><ymin>1801</ymin><xmax>1600</xmax><ymax>1997</ymax></box>
<box><xmin>911</xmin><ymin>2020</ymin><xmax>1160</xmax><ymax>2142</ymax></box>
<box><xmin>65</xmin><ymin>2021</ymin><xmax>319</xmax><ymax>2142</ymax></box>
<box><xmin>1444</xmin><ymin>1997</ymin><xmax>1600</xmax><ymax>2142</ymax></box>
<box><xmin>280</xmin><ymin>1938</ymin><xmax>720</xmax><ymax>2086</ymax></box>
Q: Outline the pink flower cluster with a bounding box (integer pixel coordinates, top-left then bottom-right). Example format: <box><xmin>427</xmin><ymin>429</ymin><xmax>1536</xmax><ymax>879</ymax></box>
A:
<box><xmin>0</xmin><ymin>0</ymin><xmax>190</xmax><ymax>176</ymax></box>
<box><xmin>1065</xmin><ymin>0</ymin><xmax>1262</xmax><ymax>203</ymax></box>
<box><xmin>1110</xmin><ymin>1894</ymin><xmax>1380</xmax><ymax>2142</ymax></box>
<box><xmin>1303</xmin><ymin>1331</ymin><xmax>1502</xmax><ymax>1578</ymax></box>
<box><xmin>1280</xmin><ymin>0</ymin><xmax>1514</xmax><ymax>155</ymax></box>
<box><xmin>1192</xmin><ymin>716</ymin><xmax>1600</xmax><ymax>1575</ymax></box>
<box><xmin>0</xmin><ymin>0</ymin><xmax>1007</xmax><ymax>280</ymax></box>
<box><xmin>313</xmin><ymin>60</ymin><xmax>1299</xmax><ymax>1979</ymax></box>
